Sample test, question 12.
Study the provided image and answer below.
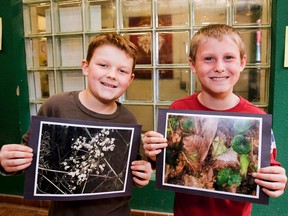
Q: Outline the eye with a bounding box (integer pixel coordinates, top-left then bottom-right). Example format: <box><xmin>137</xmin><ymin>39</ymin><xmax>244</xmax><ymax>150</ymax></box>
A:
<box><xmin>204</xmin><ymin>57</ymin><xmax>214</xmax><ymax>62</ymax></box>
<box><xmin>119</xmin><ymin>68</ymin><xmax>131</xmax><ymax>74</ymax></box>
<box><xmin>119</xmin><ymin>69</ymin><xmax>127</xmax><ymax>73</ymax></box>
<box><xmin>225</xmin><ymin>55</ymin><xmax>234</xmax><ymax>61</ymax></box>
<box><xmin>98</xmin><ymin>63</ymin><xmax>107</xmax><ymax>68</ymax></box>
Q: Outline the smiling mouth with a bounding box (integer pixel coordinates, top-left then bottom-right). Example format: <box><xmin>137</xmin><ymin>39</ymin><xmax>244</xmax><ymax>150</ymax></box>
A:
<box><xmin>102</xmin><ymin>82</ymin><xmax>117</xmax><ymax>88</ymax></box>
<box><xmin>210</xmin><ymin>76</ymin><xmax>229</xmax><ymax>81</ymax></box>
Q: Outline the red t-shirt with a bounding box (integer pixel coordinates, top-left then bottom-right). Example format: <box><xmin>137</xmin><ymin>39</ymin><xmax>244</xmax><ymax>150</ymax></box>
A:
<box><xmin>169</xmin><ymin>93</ymin><xmax>280</xmax><ymax>216</ymax></box>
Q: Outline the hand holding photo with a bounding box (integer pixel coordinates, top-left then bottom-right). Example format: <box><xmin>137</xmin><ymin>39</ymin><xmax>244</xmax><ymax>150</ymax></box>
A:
<box><xmin>156</xmin><ymin>109</ymin><xmax>271</xmax><ymax>204</ymax></box>
<box><xmin>24</xmin><ymin>116</ymin><xmax>141</xmax><ymax>201</ymax></box>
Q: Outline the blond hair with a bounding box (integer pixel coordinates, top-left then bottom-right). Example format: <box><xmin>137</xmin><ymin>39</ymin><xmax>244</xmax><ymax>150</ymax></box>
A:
<box><xmin>189</xmin><ymin>24</ymin><xmax>246</xmax><ymax>63</ymax></box>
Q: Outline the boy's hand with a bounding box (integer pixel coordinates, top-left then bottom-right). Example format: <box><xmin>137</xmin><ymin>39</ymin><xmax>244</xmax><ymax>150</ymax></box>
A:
<box><xmin>0</xmin><ymin>144</ymin><xmax>33</xmax><ymax>172</ymax></box>
<box><xmin>131</xmin><ymin>160</ymin><xmax>152</xmax><ymax>187</ymax></box>
<box><xmin>143</xmin><ymin>131</ymin><xmax>168</xmax><ymax>161</ymax></box>
<box><xmin>252</xmin><ymin>166</ymin><xmax>287</xmax><ymax>198</ymax></box>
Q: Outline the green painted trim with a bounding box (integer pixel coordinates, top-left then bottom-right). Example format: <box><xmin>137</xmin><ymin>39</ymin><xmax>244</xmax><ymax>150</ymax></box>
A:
<box><xmin>0</xmin><ymin>0</ymin><xmax>29</xmax><ymax>195</ymax></box>
<box><xmin>12</xmin><ymin>0</ymin><xmax>30</xmax><ymax>134</ymax></box>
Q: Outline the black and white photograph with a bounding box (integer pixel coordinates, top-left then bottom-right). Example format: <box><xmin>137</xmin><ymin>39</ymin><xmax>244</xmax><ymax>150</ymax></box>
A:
<box><xmin>24</xmin><ymin>116</ymin><xmax>141</xmax><ymax>201</ymax></box>
<box><xmin>156</xmin><ymin>109</ymin><xmax>272</xmax><ymax>204</ymax></box>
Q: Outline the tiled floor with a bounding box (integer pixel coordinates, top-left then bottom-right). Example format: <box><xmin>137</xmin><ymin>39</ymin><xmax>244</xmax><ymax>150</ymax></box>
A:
<box><xmin>0</xmin><ymin>195</ymin><xmax>173</xmax><ymax>216</ymax></box>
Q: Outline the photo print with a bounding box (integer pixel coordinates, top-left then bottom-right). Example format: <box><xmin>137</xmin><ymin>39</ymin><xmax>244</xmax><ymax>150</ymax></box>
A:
<box><xmin>156</xmin><ymin>109</ymin><xmax>272</xmax><ymax>204</ymax></box>
<box><xmin>24</xmin><ymin>116</ymin><xmax>141</xmax><ymax>201</ymax></box>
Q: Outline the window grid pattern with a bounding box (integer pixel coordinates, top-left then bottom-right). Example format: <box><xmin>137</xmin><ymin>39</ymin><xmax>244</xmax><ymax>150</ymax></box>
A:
<box><xmin>22</xmin><ymin>0</ymin><xmax>271</xmax><ymax>132</ymax></box>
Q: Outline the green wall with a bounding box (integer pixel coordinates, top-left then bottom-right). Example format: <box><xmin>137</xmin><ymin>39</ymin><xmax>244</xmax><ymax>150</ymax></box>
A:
<box><xmin>0</xmin><ymin>0</ymin><xmax>30</xmax><ymax>194</ymax></box>
<box><xmin>0</xmin><ymin>0</ymin><xmax>287</xmax><ymax>215</ymax></box>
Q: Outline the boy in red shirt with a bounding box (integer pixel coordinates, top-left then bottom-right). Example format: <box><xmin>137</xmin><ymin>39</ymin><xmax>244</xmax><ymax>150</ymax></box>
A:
<box><xmin>143</xmin><ymin>24</ymin><xmax>287</xmax><ymax>216</ymax></box>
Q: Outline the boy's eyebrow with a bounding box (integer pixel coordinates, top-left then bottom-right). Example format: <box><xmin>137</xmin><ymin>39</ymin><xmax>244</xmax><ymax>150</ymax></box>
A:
<box><xmin>96</xmin><ymin>57</ymin><xmax>133</xmax><ymax>69</ymax></box>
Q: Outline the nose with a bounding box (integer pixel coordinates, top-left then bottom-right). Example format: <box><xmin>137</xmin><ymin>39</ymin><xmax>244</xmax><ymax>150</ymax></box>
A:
<box><xmin>213</xmin><ymin>61</ymin><xmax>225</xmax><ymax>73</ymax></box>
<box><xmin>106</xmin><ymin>69</ymin><xmax>117</xmax><ymax>80</ymax></box>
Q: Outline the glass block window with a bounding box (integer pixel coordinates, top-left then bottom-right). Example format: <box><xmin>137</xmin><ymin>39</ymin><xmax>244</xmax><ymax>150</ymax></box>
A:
<box><xmin>22</xmin><ymin>0</ymin><xmax>272</xmax><ymax>132</ymax></box>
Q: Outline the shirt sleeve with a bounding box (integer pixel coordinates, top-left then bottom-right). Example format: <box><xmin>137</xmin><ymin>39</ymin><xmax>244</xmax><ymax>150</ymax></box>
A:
<box><xmin>270</xmin><ymin>130</ymin><xmax>281</xmax><ymax>166</ymax></box>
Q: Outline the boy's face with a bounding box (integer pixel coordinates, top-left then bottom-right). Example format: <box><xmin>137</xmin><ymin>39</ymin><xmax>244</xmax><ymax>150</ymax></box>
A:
<box><xmin>82</xmin><ymin>45</ymin><xmax>134</xmax><ymax>104</ymax></box>
<box><xmin>190</xmin><ymin>36</ymin><xmax>246</xmax><ymax>97</ymax></box>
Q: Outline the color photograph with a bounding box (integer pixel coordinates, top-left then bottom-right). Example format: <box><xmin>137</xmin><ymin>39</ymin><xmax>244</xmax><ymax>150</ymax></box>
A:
<box><xmin>156</xmin><ymin>109</ymin><xmax>272</xmax><ymax>204</ymax></box>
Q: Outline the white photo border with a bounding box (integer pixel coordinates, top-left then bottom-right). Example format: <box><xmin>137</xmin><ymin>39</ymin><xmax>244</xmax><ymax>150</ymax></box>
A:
<box><xmin>24</xmin><ymin>116</ymin><xmax>141</xmax><ymax>201</ymax></box>
<box><xmin>156</xmin><ymin>109</ymin><xmax>271</xmax><ymax>205</ymax></box>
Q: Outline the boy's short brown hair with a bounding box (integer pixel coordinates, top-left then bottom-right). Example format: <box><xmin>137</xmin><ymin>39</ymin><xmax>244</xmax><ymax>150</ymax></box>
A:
<box><xmin>86</xmin><ymin>33</ymin><xmax>138</xmax><ymax>71</ymax></box>
<box><xmin>189</xmin><ymin>24</ymin><xmax>246</xmax><ymax>63</ymax></box>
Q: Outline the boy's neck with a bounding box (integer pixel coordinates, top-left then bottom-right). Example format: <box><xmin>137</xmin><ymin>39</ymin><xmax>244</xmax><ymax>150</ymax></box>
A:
<box><xmin>79</xmin><ymin>90</ymin><xmax>117</xmax><ymax>114</ymax></box>
<box><xmin>197</xmin><ymin>92</ymin><xmax>240</xmax><ymax>111</ymax></box>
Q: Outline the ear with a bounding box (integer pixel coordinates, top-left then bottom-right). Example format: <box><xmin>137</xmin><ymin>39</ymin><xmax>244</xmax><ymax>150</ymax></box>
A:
<box><xmin>189</xmin><ymin>58</ymin><xmax>196</xmax><ymax>74</ymax></box>
<box><xmin>82</xmin><ymin>60</ymin><xmax>89</xmax><ymax>76</ymax></box>
<box><xmin>240</xmin><ymin>54</ymin><xmax>247</xmax><ymax>72</ymax></box>
<box><xmin>128</xmin><ymin>73</ymin><xmax>135</xmax><ymax>85</ymax></box>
